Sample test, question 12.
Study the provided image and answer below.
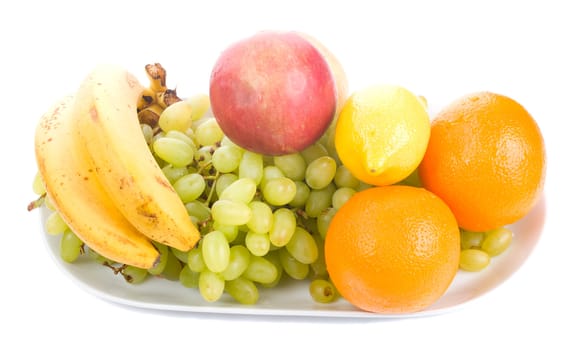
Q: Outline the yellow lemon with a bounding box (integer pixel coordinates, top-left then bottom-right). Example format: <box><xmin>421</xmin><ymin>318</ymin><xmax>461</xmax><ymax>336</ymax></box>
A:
<box><xmin>334</xmin><ymin>85</ymin><xmax>430</xmax><ymax>186</ymax></box>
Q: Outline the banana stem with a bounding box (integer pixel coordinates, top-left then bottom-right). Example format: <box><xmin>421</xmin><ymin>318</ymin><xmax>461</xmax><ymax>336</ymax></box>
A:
<box><xmin>145</xmin><ymin>63</ymin><xmax>167</xmax><ymax>93</ymax></box>
<box><xmin>27</xmin><ymin>193</ymin><xmax>46</xmax><ymax>211</ymax></box>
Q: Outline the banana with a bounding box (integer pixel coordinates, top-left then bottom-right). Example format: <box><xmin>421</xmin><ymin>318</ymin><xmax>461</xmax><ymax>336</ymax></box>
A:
<box><xmin>137</xmin><ymin>86</ymin><xmax>157</xmax><ymax>112</ymax></box>
<box><xmin>74</xmin><ymin>64</ymin><xmax>200</xmax><ymax>251</ymax></box>
<box><xmin>34</xmin><ymin>96</ymin><xmax>160</xmax><ymax>269</ymax></box>
<box><xmin>138</xmin><ymin>103</ymin><xmax>163</xmax><ymax>127</ymax></box>
<box><xmin>145</xmin><ymin>63</ymin><xmax>167</xmax><ymax>93</ymax></box>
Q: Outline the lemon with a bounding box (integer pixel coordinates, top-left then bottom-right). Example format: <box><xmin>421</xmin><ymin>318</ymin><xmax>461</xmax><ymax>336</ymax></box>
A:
<box><xmin>334</xmin><ymin>85</ymin><xmax>430</xmax><ymax>186</ymax></box>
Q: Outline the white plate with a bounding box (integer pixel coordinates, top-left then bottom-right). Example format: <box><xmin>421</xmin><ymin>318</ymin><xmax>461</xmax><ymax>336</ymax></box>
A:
<box><xmin>39</xmin><ymin>195</ymin><xmax>546</xmax><ymax>318</ymax></box>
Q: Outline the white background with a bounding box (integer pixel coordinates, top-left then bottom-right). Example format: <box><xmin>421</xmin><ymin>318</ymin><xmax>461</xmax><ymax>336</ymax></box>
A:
<box><xmin>2</xmin><ymin>0</ymin><xmax>578</xmax><ymax>348</ymax></box>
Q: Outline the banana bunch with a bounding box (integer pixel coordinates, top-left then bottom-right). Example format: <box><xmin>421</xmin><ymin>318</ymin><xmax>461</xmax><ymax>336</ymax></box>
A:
<box><xmin>34</xmin><ymin>64</ymin><xmax>200</xmax><ymax>269</ymax></box>
<box><xmin>136</xmin><ymin>63</ymin><xmax>182</xmax><ymax>128</ymax></box>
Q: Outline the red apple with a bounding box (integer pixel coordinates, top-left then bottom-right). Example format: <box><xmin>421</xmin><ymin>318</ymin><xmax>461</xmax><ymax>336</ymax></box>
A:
<box><xmin>209</xmin><ymin>31</ymin><xmax>338</xmax><ymax>156</ymax></box>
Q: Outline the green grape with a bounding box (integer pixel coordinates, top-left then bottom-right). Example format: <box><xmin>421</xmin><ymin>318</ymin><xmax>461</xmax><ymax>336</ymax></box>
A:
<box><xmin>279</xmin><ymin>247</ymin><xmax>309</xmax><ymax>280</ymax></box>
<box><xmin>165</xmin><ymin>130</ymin><xmax>196</xmax><ymax>150</ymax></box>
<box><xmin>32</xmin><ymin>171</ymin><xmax>46</xmax><ymax>195</ymax></box>
<box><xmin>225</xmin><ymin>277</ymin><xmax>259</xmax><ymax>305</ymax></box>
<box><xmin>260</xmin><ymin>251</ymin><xmax>283</xmax><ymax>288</ymax></box>
<box><xmin>302</xmin><ymin>217</ymin><xmax>319</xmax><ymax>235</ymax></box>
<box><xmin>195</xmin><ymin>118</ymin><xmax>224</xmax><ymax>146</ymax></box>
<box><xmin>141</xmin><ymin>123</ymin><xmax>154</xmax><ymax>145</ymax></box>
<box><xmin>170</xmin><ymin>246</ymin><xmax>190</xmax><ymax>264</ymax></box>
<box><xmin>44</xmin><ymin>195</ymin><xmax>56</xmax><ymax>211</ymax></box>
<box><xmin>246</xmin><ymin>201</ymin><xmax>273</xmax><ymax>234</ymax></box>
<box><xmin>262</xmin><ymin>177</ymin><xmax>297</xmax><ymax>206</ymax></box>
<box><xmin>317</xmin><ymin>207</ymin><xmax>337</xmax><ymax>240</ymax></box>
<box><xmin>259</xmin><ymin>165</ymin><xmax>284</xmax><ymax>191</ymax></box>
<box><xmin>212</xmin><ymin>145</ymin><xmax>243</xmax><ymax>173</ymax></box>
<box><xmin>230</xmin><ymin>230</ymin><xmax>247</xmax><ymax>247</ymax></box>
<box><xmin>179</xmin><ymin>265</ymin><xmax>199</xmax><ymax>288</ymax></box>
<box><xmin>45</xmin><ymin>211</ymin><xmax>69</xmax><ymax>235</ymax></box>
<box><xmin>184</xmin><ymin>127</ymin><xmax>196</xmax><ymax>145</ymax></box>
<box><xmin>148</xmin><ymin>242</ymin><xmax>169</xmax><ymax>275</ymax></box>
<box><xmin>273</xmin><ymin>153</ymin><xmax>307</xmax><ymax>180</ymax></box>
<box><xmin>185</xmin><ymin>200</ymin><xmax>211</xmax><ymax>222</ymax></box>
<box><xmin>212</xmin><ymin>221</ymin><xmax>239</xmax><ymax>242</ymax></box>
<box><xmin>215</xmin><ymin>173</ymin><xmax>238</xmax><ymax>198</ymax></box>
<box><xmin>356</xmin><ymin>181</ymin><xmax>374</xmax><ymax>192</ymax></box>
<box><xmin>187</xmin><ymin>247</ymin><xmax>206</xmax><ymax>272</ymax></box>
<box><xmin>191</xmin><ymin>115</ymin><xmax>209</xmax><ymax>130</ymax></box>
<box><xmin>459</xmin><ymin>249</ymin><xmax>490</xmax><ymax>272</ymax></box>
<box><xmin>309</xmin><ymin>234</ymin><xmax>328</xmax><ymax>279</ymax></box>
<box><xmin>305</xmin><ymin>183</ymin><xmax>336</xmax><ymax>218</ymax></box>
<box><xmin>288</xmin><ymin>180</ymin><xmax>310</xmax><ymax>208</ymax></box>
<box><xmin>122</xmin><ymin>265</ymin><xmax>149</xmax><ymax>284</ymax></box>
<box><xmin>238</xmin><ymin>151</ymin><xmax>263</xmax><ymax>184</ymax></box>
<box><xmin>186</xmin><ymin>94</ymin><xmax>210</xmax><ymax>122</ymax></box>
<box><xmin>86</xmin><ymin>247</ymin><xmax>115</xmax><ymax>265</ymax></box>
<box><xmin>305</xmin><ymin>156</ymin><xmax>337</xmax><ymax>190</ymax></box>
<box><xmin>199</xmin><ymin>270</ymin><xmax>225</xmax><ymax>302</ymax></box>
<box><xmin>309</xmin><ymin>279</ymin><xmax>338</xmax><ymax>303</ymax></box>
<box><xmin>333</xmin><ymin>165</ymin><xmax>360</xmax><ymax>189</ymax></box>
<box><xmin>269</xmin><ymin>208</ymin><xmax>297</xmax><ymax>247</ymax></box>
<box><xmin>245</xmin><ymin>231</ymin><xmax>270</xmax><ymax>257</ymax></box>
<box><xmin>153</xmin><ymin>137</ymin><xmax>194</xmax><ymax>167</ymax></box>
<box><xmin>161</xmin><ymin>250</ymin><xmax>183</xmax><ymax>281</ymax></box>
<box><xmin>60</xmin><ymin>229</ymin><xmax>83</xmax><ymax>263</ymax></box>
<box><xmin>221</xmin><ymin>245</ymin><xmax>251</xmax><ymax>281</ymax></box>
<box><xmin>460</xmin><ymin>229</ymin><xmax>485</xmax><ymax>250</ymax></box>
<box><xmin>242</xmin><ymin>255</ymin><xmax>278</xmax><ymax>284</ymax></box>
<box><xmin>285</xmin><ymin>227</ymin><xmax>318</xmax><ymax>264</ymax></box>
<box><xmin>211</xmin><ymin>199</ymin><xmax>252</xmax><ymax>226</ymax></box>
<box><xmin>300</xmin><ymin>143</ymin><xmax>328</xmax><ymax>164</ymax></box>
<box><xmin>218</xmin><ymin>177</ymin><xmax>257</xmax><ymax>204</ymax></box>
<box><xmin>161</xmin><ymin>165</ymin><xmax>189</xmax><ymax>184</ymax></box>
<box><xmin>331</xmin><ymin>187</ymin><xmax>356</xmax><ymax>209</ymax></box>
<box><xmin>194</xmin><ymin>145</ymin><xmax>214</xmax><ymax>169</ymax></box>
<box><xmin>220</xmin><ymin>135</ymin><xmax>242</xmax><ymax>150</ymax></box>
<box><xmin>201</xmin><ymin>230</ymin><xmax>230</xmax><ymax>273</ymax></box>
<box><xmin>481</xmin><ymin>227</ymin><xmax>513</xmax><ymax>257</ymax></box>
<box><xmin>159</xmin><ymin>99</ymin><xmax>194</xmax><ymax>132</ymax></box>
<box><xmin>173</xmin><ymin>173</ymin><xmax>206</xmax><ymax>203</ymax></box>
<box><xmin>151</xmin><ymin>130</ymin><xmax>165</xmax><ymax>146</ymax></box>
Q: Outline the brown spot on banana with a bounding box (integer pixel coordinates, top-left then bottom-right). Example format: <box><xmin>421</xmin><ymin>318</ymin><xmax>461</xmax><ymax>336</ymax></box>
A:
<box><xmin>137</xmin><ymin>202</ymin><xmax>159</xmax><ymax>221</ymax></box>
<box><xmin>155</xmin><ymin>175</ymin><xmax>174</xmax><ymax>191</ymax></box>
<box><xmin>126</xmin><ymin>71</ymin><xmax>139</xmax><ymax>89</ymax></box>
<box><xmin>119</xmin><ymin>176</ymin><xmax>134</xmax><ymax>190</ymax></box>
<box><xmin>90</xmin><ymin>107</ymin><xmax>98</xmax><ymax>121</ymax></box>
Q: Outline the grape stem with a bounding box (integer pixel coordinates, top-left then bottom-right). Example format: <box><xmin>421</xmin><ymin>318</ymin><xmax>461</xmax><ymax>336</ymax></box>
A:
<box><xmin>196</xmin><ymin>159</ymin><xmax>214</xmax><ymax>174</ymax></box>
<box><xmin>204</xmin><ymin>170</ymin><xmax>220</xmax><ymax>206</ymax></box>
<box><xmin>295</xmin><ymin>208</ymin><xmax>309</xmax><ymax>220</ymax></box>
<box><xmin>103</xmin><ymin>261</ymin><xmax>125</xmax><ymax>275</ymax></box>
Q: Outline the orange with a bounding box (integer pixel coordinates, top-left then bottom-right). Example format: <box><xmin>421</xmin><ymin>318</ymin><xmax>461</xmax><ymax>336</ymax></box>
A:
<box><xmin>324</xmin><ymin>185</ymin><xmax>460</xmax><ymax>314</ymax></box>
<box><xmin>418</xmin><ymin>91</ymin><xmax>546</xmax><ymax>232</ymax></box>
